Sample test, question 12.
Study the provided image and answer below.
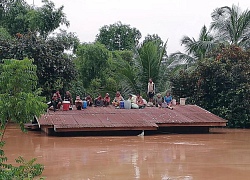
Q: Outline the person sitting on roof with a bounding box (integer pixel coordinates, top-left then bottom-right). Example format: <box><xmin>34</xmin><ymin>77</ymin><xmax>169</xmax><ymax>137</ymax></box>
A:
<box><xmin>155</xmin><ymin>93</ymin><xmax>163</xmax><ymax>108</ymax></box>
<box><xmin>112</xmin><ymin>91</ymin><xmax>124</xmax><ymax>107</ymax></box>
<box><xmin>64</xmin><ymin>91</ymin><xmax>73</xmax><ymax>105</ymax></box>
<box><xmin>163</xmin><ymin>92</ymin><xmax>173</xmax><ymax>110</ymax></box>
<box><xmin>128</xmin><ymin>94</ymin><xmax>139</xmax><ymax>109</ymax></box>
<box><xmin>136</xmin><ymin>93</ymin><xmax>146</xmax><ymax>109</ymax></box>
<box><xmin>103</xmin><ymin>93</ymin><xmax>110</xmax><ymax>106</ymax></box>
<box><xmin>49</xmin><ymin>91</ymin><xmax>62</xmax><ymax>112</ymax></box>
<box><xmin>85</xmin><ymin>94</ymin><xmax>93</xmax><ymax>106</ymax></box>
<box><xmin>75</xmin><ymin>95</ymin><xmax>83</xmax><ymax>110</ymax></box>
<box><xmin>94</xmin><ymin>93</ymin><xmax>103</xmax><ymax>107</ymax></box>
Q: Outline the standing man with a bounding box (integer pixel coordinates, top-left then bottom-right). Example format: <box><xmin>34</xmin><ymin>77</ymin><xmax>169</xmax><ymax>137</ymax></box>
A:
<box><xmin>147</xmin><ymin>78</ymin><xmax>155</xmax><ymax>103</ymax></box>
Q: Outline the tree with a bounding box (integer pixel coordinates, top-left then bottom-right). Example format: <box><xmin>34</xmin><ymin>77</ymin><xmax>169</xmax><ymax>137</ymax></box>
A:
<box><xmin>142</xmin><ymin>34</ymin><xmax>164</xmax><ymax>47</ymax></box>
<box><xmin>96</xmin><ymin>21</ymin><xmax>141</xmax><ymax>51</ymax></box>
<box><xmin>170</xmin><ymin>25</ymin><xmax>215</xmax><ymax>68</ymax></box>
<box><xmin>53</xmin><ymin>29</ymin><xmax>80</xmax><ymax>53</ymax></box>
<box><xmin>112</xmin><ymin>50</ymin><xmax>134</xmax><ymax>65</ymax></box>
<box><xmin>113</xmin><ymin>38</ymin><xmax>168</xmax><ymax>96</ymax></box>
<box><xmin>0</xmin><ymin>58</ymin><xmax>46</xmax><ymax>179</ymax></box>
<box><xmin>137</xmin><ymin>40</ymin><xmax>167</xmax><ymax>92</ymax></box>
<box><xmin>0</xmin><ymin>33</ymin><xmax>77</xmax><ymax>98</ymax></box>
<box><xmin>210</xmin><ymin>5</ymin><xmax>250</xmax><ymax>50</ymax></box>
<box><xmin>0</xmin><ymin>27</ymin><xmax>12</xmax><ymax>40</ymax></box>
<box><xmin>0</xmin><ymin>0</ymin><xmax>30</xmax><ymax>36</ymax></box>
<box><xmin>27</xmin><ymin>0</ymin><xmax>69</xmax><ymax>38</ymax></box>
<box><xmin>0</xmin><ymin>58</ymin><xmax>47</xmax><ymax>130</ymax></box>
<box><xmin>0</xmin><ymin>0</ymin><xmax>69</xmax><ymax>38</ymax></box>
<box><xmin>171</xmin><ymin>45</ymin><xmax>250</xmax><ymax>128</ymax></box>
<box><xmin>75</xmin><ymin>42</ymin><xmax>112</xmax><ymax>94</ymax></box>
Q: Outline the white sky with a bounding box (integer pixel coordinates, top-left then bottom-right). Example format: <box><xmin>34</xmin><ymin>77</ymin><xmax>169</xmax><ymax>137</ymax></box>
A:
<box><xmin>27</xmin><ymin>0</ymin><xmax>249</xmax><ymax>54</ymax></box>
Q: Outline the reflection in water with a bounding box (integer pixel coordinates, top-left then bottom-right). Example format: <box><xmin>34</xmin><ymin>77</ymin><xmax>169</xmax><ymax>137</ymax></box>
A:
<box><xmin>3</xmin><ymin>124</ymin><xmax>250</xmax><ymax>180</ymax></box>
<box><xmin>131</xmin><ymin>151</ymin><xmax>140</xmax><ymax>179</ymax></box>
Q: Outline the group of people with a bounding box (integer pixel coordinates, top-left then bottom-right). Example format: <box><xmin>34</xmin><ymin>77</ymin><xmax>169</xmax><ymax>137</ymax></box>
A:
<box><xmin>146</xmin><ymin>78</ymin><xmax>173</xmax><ymax>109</ymax></box>
<box><xmin>48</xmin><ymin>91</ymin><xmax>72</xmax><ymax>112</ymax></box>
<box><xmin>48</xmin><ymin>78</ymin><xmax>173</xmax><ymax>111</ymax></box>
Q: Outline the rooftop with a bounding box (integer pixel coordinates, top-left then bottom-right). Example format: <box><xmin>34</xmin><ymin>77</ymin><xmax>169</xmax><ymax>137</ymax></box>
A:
<box><xmin>35</xmin><ymin>105</ymin><xmax>227</xmax><ymax>134</ymax></box>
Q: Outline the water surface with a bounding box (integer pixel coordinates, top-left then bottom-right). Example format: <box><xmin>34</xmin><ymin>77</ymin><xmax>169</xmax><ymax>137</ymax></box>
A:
<box><xmin>3</xmin><ymin>124</ymin><xmax>250</xmax><ymax>180</ymax></box>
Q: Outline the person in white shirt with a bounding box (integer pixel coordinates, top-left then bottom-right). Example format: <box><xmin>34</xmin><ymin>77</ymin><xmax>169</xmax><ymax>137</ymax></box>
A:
<box><xmin>147</xmin><ymin>78</ymin><xmax>155</xmax><ymax>103</ymax></box>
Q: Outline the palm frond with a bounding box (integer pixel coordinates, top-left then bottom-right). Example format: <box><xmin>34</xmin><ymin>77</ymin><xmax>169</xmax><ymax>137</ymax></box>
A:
<box><xmin>169</xmin><ymin>52</ymin><xmax>196</xmax><ymax>67</ymax></box>
<box><xmin>113</xmin><ymin>58</ymin><xmax>138</xmax><ymax>94</ymax></box>
<box><xmin>210</xmin><ymin>5</ymin><xmax>250</xmax><ymax>48</ymax></box>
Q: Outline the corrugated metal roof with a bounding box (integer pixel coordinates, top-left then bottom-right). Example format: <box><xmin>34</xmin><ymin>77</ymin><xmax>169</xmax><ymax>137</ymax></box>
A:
<box><xmin>38</xmin><ymin>105</ymin><xmax>227</xmax><ymax>131</ymax></box>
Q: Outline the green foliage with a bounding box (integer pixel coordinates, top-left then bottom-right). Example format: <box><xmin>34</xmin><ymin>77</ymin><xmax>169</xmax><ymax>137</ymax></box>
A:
<box><xmin>112</xmin><ymin>50</ymin><xmax>134</xmax><ymax>65</ymax></box>
<box><xmin>0</xmin><ymin>0</ymin><xmax>69</xmax><ymax>38</ymax></box>
<box><xmin>0</xmin><ymin>0</ymin><xmax>30</xmax><ymax>36</ymax></box>
<box><xmin>112</xmin><ymin>55</ymin><xmax>139</xmax><ymax>95</ymax></box>
<box><xmin>0</xmin><ymin>27</ymin><xmax>12</xmax><ymax>40</ymax></box>
<box><xmin>170</xmin><ymin>25</ymin><xmax>215</xmax><ymax>68</ymax></box>
<box><xmin>96</xmin><ymin>21</ymin><xmax>141</xmax><ymax>51</ymax></box>
<box><xmin>0</xmin><ymin>59</ymin><xmax>45</xmax><ymax>179</ymax></box>
<box><xmin>69</xmin><ymin>79</ymin><xmax>86</xmax><ymax>98</ymax></box>
<box><xmin>137</xmin><ymin>40</ymin><xmax>167</xmax><ymax>92</ymax></box>
<box><xmin>111</xmin><ymin>38</ymin><xmax>168</xmax><ymax>96</ymax></box>
<box><xmin>0</xmin><ymin>58</ymin><xmax>47</xmax><ymax>130</ymax></box>
<box><xmin>171</xmin><ymin>45</ymin><xmax>250</xmax><ymax>128</ymax></box>
<box><xmin>75</xmin><ymin>42</ymin><xmax>110</xmax><ymax>90</ymax></box>
<box><xmin>210</xmin><ymin>5</ymin><xmax>250</xmax><ymax>49</ymax></box>
<box><xmin>28</xmin><ymin>0</ymin><xmax>69</xmax><ymax>38</ymax></box>
<box><xmin>0</xmin><ymin>149</ymin><xmax>44</xmax><ymax>180</ymax></box>
<box><xmin>142</xmin><ymin>34</ymin><xmax>164</xmax><ymax>47</ymax></box>
<box><xmin>0</xmin><ymin>33</ymin><xmax>77</xmax><ymax>98</ymax></box>
<box><xmin>53</xmin><ymin>30</ymin><xmax>80</xmax><ymax>53</ymax></box>
<box><xmin>12</xmin><ymin>156</ymin><xmax>44</xmax><ymax>179</ymax></box>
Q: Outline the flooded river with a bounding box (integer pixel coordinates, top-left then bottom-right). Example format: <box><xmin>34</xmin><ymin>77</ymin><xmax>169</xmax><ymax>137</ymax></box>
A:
<box><xmin>3</xmin><ymin>124</ymin><xmax>250</xmax><ymax>180</ymax></box>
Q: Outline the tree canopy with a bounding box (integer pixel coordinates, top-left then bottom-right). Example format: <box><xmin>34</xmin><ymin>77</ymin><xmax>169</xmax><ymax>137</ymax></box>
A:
<box><xmin>210</xmin><ymin>5</ymin><xmax>250</xmax><ymax>49</ymax></box>
<box><xmin>0</xmin><ymin>58</ymin><xmax>47</xmax><ymax>130</ymax></box>
<box><xmin>0</xmin><ymin>32</ymin><xmax>77</xmax><ymax>97</ymax></box>
<box><xmin>96</xmin><ymin>21</ymin><xmax>142</xmax><ymax>51</ymax></box>
<box><xmin>75</xmin><ymin>42</ymin><xmax>113</xmax><ymax>94</ymax></box>
<box><xmin>171</xmin><ymin>45</ymin><xmax>250</xmax><ymax>128</ymax></box>
<box><xmin>0</xmin><ymin>0</ymin><xmax>69</xmax><ymax>38</ymax></box>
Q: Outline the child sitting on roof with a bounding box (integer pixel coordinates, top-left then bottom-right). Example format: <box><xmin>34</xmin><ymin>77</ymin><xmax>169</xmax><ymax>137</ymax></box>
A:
<box><xmin>75</xmin><ymin>96</ymin><xmax>83</xmax><ymax>110</ymax></box>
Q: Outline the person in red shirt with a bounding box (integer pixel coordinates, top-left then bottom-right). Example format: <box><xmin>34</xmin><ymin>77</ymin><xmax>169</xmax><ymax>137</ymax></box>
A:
<box><xmin>103</xmin><ymin>93</ymin><xmax>110</xmax><ymax>106</ymax></box>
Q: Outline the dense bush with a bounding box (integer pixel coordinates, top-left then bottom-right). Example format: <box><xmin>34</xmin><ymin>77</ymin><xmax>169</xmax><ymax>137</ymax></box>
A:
<box><xmin>171</xmin><ymin>45</ymin><xmax>250</xmax><ymax>128</ymax></box>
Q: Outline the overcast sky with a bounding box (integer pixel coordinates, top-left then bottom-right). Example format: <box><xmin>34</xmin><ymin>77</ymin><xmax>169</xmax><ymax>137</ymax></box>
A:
<box><xmin>26</xmin><ymin>0</ymin><xmax>249</xmax><ymax>54</ymax></box>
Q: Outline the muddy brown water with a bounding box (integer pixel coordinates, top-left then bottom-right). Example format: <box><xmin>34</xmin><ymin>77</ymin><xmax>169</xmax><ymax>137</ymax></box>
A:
<box><xmin>3</xmin><ymin>124</ymin><xmax>250</xmax><ymax>180</ymax></box>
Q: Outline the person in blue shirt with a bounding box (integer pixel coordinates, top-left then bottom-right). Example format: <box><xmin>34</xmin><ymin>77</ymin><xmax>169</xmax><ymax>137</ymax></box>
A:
<box><xmin>164</xmin><ymin>92</ymin><xmax>173</xmax><ymax>110</ymax></box>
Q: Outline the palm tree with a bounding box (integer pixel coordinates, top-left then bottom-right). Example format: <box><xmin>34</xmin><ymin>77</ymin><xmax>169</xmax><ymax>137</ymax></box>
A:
<box><xmin>210</xmin><ymin>5</ymin><xmax>250</xmax><ymax>50</ymax></box>
<box><xmin>137</xmin><ymin>40</ymin><xmax>167</xmax><ymax>85</ymax></box>
<box><xmin>113</xmin><ymin>40</ymin><xmax>167</xmax><ymax>95</ymax></box>
<box><xmin>169</xmin><ymin>25</ymin><xmax>215</xmax><ymax>68</ymax></box>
